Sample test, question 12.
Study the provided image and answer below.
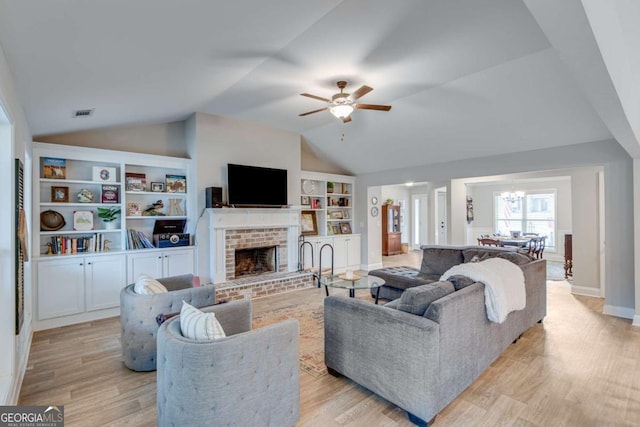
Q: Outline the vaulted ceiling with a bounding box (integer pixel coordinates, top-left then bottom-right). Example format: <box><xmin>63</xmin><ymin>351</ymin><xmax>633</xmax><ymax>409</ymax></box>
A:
<box><xmin>0</xmin><ymin>0</ymin><xmax>638</xmax><ymax>174</ymax></box>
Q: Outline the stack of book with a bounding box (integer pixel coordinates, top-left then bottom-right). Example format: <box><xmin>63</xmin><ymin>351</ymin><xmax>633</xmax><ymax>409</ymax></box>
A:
<box><xmin>126</xmin><ymin>229</ymin><xmax>154</xmax><ymax>249</ymax></box>
<box><xmin>48</xmin><ymin>233</ymin><xmax>110</xmax><ymax>254</ymax></box>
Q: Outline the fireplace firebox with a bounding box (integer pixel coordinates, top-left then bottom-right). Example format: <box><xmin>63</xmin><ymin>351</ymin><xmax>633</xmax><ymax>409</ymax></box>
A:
<box><xmin>234</xmin><ymin>245</ymin><xmax>279</xmax><ymax>277</ymax></box>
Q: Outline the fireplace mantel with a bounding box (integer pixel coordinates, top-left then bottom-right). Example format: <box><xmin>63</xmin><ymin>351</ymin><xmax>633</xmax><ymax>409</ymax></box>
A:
<box><xmin>207</xmin><ymin>208</ymin><xmax>301</xmax><ymax>284</ymax></box>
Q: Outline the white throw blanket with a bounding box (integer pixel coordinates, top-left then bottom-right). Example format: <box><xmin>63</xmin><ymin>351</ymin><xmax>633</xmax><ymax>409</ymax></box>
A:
<box><xmin>439</xmin><ymin>258</ymin><xmax>525</xmax><ymax>323</ymax></box>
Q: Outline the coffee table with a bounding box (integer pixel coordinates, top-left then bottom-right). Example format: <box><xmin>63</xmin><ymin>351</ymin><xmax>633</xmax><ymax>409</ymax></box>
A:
<box><xmin>320</xmin><ymin>274</ymin><xmax>386</xmax><ymax>304</ymax></box>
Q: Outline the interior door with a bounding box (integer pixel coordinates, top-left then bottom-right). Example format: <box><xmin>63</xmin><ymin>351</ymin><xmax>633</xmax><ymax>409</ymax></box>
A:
<box><xmin>436</xmin><ymin>189</ymin><xmax>447</xmax><ymax>245</ymax></box>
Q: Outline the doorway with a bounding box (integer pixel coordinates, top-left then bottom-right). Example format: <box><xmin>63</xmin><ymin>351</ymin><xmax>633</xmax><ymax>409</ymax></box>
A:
<box><xmin>411</xmin><ymin>194</ymin><xmax>428</xmax><ymax>249</ymax></box>
<box><xmin>435</xmin><ymin>187</ymin><xmax>447</xmax><ymax>245</ymax></box>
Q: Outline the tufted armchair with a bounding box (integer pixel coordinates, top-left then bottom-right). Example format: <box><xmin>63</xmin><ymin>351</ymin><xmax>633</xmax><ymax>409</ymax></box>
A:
<box><xmin>156</xmin><ymin>299</ymin><xmax>300</xmax><ymax>427</ymax></box>
<box><xmin>120</xmin><ymin>274</ymin><xmax>216</xmax><ymax>371</ymax></box>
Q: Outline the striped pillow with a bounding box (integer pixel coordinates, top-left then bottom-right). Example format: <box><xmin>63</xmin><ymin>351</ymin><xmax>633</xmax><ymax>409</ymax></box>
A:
<box><xmin>133</xmin><ymin>274</ymin><xmax>168</xmax><ymax>295</ymax></box>
<box><xmin>180</xmin><ymin>301</ymin><xmax>226</xmax><ymax>341</ymax></box>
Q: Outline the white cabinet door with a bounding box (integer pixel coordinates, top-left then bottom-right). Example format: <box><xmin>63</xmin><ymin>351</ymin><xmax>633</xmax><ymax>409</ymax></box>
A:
<box><xmin>333</xmin><ymin>236</ymin><xmax>348</xmax><ymax>270</ymax></box>
<box><xmin>127</xmin><ymin>251</ymin><xmax>164</xmax><ymax>282</ymax></box>
<box><xmin>85</xmin><ymin>255</ymin><xmax>126</xmax><ymax>311</ymax></box>
<box><xmin>314</xmin><ymin>237</ymin><xmax>335</xmax><ymax>271</ymax></box>
<box><xmin>347</xmin><ymin>234</ymin><xmax>361</xmax><ymax>268</ymax></box>
<box><xmin>163</xmin><ymin>248</ymin><xmax>195</xmax><ymax>277</ymax></box>
<box><xmin>333</xmin><ymin>235</ymin><xmax>361</xmax><ymax>271</ymax></box>
<box><xmin>37</xmin><ymin>258</ymin><xmax>85</xmax><ymax>320</ymax></box>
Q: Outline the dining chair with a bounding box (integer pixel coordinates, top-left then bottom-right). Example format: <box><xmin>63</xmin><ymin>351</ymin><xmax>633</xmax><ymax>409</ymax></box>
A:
<box><xmin>533</xmin><ymin>236</ymin><xmax>546</xmax><ymax>259</ymax></box>
<box><xmin>478</xmin><ymin>237</ymin><xmax>500</xmax><ymax>247</ymax></box>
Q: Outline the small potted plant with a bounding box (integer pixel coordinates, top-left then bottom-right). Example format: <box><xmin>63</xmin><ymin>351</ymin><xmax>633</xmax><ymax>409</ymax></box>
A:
<box><xmin>327</xmin><ymin>182</ymin><xmax>334</xmax><ymax>194</ymax></box>
<box><xmin>97</xmin><ymin>207</ymin><xmax>121</xmax><ymax>229</ymax></box>
<box><xmin>386</xmin><ymin>198</ymin><xmax>394</xmax><ymax>205</ymax></box>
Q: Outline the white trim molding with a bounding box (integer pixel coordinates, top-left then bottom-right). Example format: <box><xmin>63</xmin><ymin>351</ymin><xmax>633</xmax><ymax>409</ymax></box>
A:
<box><xmin>632</xmin><ymin>315</ymin><xmax>640</xmax><ymax>327</ymax></box>
<box><xmin>603</xmin><ymin>304</ymin><xmax>635</xmax><ymax>320</ymax></box>
<box><xmin>571</xmin><ymin>285</ymin><xmax>602</xmax><ymax>298</ymax></box>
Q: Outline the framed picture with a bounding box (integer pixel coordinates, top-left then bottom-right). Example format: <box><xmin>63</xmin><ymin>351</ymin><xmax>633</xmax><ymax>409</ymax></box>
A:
<box><xmin>101</xmin><ymin>184</ymin><xmax>119</xmax><ymax>203</ymax></box>
<box><xmin>73</xmin><ymin>210</ymin><xmax>94</xmax><ymax>231</ymax></box>
<box><xmin>339</xmin><ymin>222</ymin><xmax>352</xmax><ymax>234</ymax></box>
<box><xmin>151</xmin><ymin>182</ymin><xmax>165</xmax><ymax>192</ymax></box>
<box><xmin>92</xmin><ymin>166</ymin><xmax>116</xmax><ymax>182</ymax></box>
<box><xmin>330</xmin><ymin>211</ymin><xmax>343</xmax><ymax>219</ymax></box>
<box><xmin>301</xmin><ymin>196</ymin><xmax>310</xmax><ymax>206</ymax></box>
<box><xmin>166</xmin><ymin>174</ymin><xmax>187</xmax><ymax>193</ymax></box>
<box><xmin>332</xmin><ymin>225</ymin><xmax>340</xmax><ymax>235</ymax></box>
<box><xmin>43</xmin><ymin>157</ymin><xmax>66</xmax><ymax>179</ymax></box>
<box><xmin>125</xmin><ymin>172</ymin><xmax>146</xmax><ymax>191</ymax></box>
<box><xmin>127</xmin><ymin>202</ymin><xmax>142</xmax><ymax>216</ymax></box>
<box><xmin>300</xmin><ymin>210</ymin><xmax>318</xmax><ymax>236</ymax></box>
<box><xmin>51</xmin><ymin>186</ymin><xmax>69</xmax><ymax>203</ymax></box>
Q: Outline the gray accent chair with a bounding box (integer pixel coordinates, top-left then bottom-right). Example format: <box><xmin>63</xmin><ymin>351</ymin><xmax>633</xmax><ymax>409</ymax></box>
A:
<box><xmin>156</xmin><ymin>299</ymin><xmax>300</xmax><ymax>427</ymax></box>
<box><xmin>120</xmin><ymin>274</ymin><xmax>216</xmax><ymax>371</ymax></box>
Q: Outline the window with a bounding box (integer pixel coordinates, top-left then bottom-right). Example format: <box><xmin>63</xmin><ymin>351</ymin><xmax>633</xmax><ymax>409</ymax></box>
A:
<box><xmin>494</xmin><ymin>191</ymin><xmax>556</xmax><ymax>249</ymax></box>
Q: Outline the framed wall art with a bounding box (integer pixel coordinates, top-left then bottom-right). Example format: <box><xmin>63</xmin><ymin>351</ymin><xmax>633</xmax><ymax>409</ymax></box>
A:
<box><xmin>51</xmin><ymin>186</ymin><xmax>69</xmax><ymax>203</ymax></box>
<box><xmin>300</xmin><ymin>210</ymin><xmax>318</xmax><ymax>236</ymax></box>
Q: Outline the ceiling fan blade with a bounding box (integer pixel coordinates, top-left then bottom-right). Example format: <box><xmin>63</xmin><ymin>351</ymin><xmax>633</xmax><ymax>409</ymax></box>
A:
<box><xmin>356</xmin><ymin>103</ymin><xmax>392</xmax><ymax>111</ymax></box>
<box><xmin>300</xmin><ymin>93</ymin><xmax>331</xmax><ymax>103</ymax></box>
<box><xmin>299</xmin><ymin>107</ymin><xmax>328</xmax><ymax>117</ymax></box>
<box><xmin>350</xmin><ymin>85</ymin><xmax>373</xmax><ymax>100</ymax></box>
<box><xmin>342</xmin><ymin>116</ymin><xmax>352</xmax><ymax>123</ymax></box>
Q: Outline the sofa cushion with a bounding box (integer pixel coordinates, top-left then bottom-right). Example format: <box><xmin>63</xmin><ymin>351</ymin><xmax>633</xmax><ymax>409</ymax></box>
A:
<box><xmin>462</xmin><ymin>248</ymin><xmax>532</xmax><ymax>265</ymax></box>
<box><xmin>369</xmin><ymin>266</ymin><xmax>434</xmax><ymax>291</ymax></box>
<box><xmin>420</xmin><ymin>247</ymin><xmax>465</xmax><ymax>275</ymax></box>
<box><xmin>180</xmin><ymin>301</ymin><xmax>226</xmax><ymax>341</ymax></box>
<box><xmin>396</xmin><ymin>281</ymin><xmax>455</xmax><ymax>316</ymax></box>
<box><xmin>445</xmin><ymin>274</ymin><xmax>477</xmax><ymax>291</ymax></box>
<box><xmin>134</xmin><ymin>274</ymin><xmax>168</xmax><ymax>295</ymax></box>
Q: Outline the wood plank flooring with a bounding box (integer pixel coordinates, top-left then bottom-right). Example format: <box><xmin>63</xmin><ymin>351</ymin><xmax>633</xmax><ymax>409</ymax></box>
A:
<box><xmin>19</xmin><ymin>256</ymin><xmax>640</xmax><ymax>426</ymax></box>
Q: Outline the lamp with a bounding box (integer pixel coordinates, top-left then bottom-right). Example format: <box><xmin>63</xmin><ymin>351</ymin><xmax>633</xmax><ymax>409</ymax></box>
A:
<box><xmin>501</xmin><ymin>190</ymin><xmax>524</xmax><ymax>203</ymax></box>
<box><xmin>329</xmin><ymin>104</ymin><xmax>354</xmax><ymax>119</ymax></box>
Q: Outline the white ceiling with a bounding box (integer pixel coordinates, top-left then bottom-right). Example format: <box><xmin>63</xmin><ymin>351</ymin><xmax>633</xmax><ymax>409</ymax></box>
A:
<box><xmin>0</xmin><ymin>0</ymin><xmax>635</xmax><ymax>174</ymax></box>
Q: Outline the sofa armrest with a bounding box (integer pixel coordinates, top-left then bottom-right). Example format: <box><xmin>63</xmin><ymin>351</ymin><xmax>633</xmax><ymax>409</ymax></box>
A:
<box><xmin>324</xmin><ymin>296</ymin><xmax>441</xmax><ymax>422</ymax></box>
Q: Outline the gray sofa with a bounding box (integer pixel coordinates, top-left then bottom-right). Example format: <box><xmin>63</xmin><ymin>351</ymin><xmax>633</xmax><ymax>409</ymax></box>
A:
<box><xmin>157</xmin><ymin>299</ymin><xmax>300</xmax><ymax>427</ymax></box>
<box><xmin>120</xmin><ymin>274</ymin><xmax>216</xmax><ymax>371</ymax></box>
<box><xmin>324</xmin><ymin>245</ymin><xmax>546</xmax><ymax>426</ymax></box>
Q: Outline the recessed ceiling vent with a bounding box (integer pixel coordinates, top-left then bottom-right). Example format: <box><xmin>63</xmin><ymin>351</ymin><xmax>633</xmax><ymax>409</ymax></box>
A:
<box><xmin>72</xmin><ymin>109</ymin><xmax>94</xmax><ymax>118</ymax></box>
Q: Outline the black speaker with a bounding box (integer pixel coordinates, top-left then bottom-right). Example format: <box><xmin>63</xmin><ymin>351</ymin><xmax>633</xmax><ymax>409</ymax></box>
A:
<box><xmin>206</xmin><ymin>187</ymin><xmax>223</xmax><ymax>208</ymax></box>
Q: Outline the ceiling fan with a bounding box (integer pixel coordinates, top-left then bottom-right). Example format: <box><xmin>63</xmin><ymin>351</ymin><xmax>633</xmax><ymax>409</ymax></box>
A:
<box><xmin>298</xmin><ymin>81</ymin><xmax>391</xmax><ymax>123</ymax></box>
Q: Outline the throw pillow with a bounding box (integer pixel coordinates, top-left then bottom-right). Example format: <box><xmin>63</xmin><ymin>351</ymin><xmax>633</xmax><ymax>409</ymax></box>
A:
<box><xmin>446</xmin><ymin>274</ymin><xmax>477</xmax><ymax>291</ymax></box>
<box><xmin>133</xmin><ymin>274</ymin><xmax>168</xmax><ymax>295</ymax></box>
<box><xmin>396</xmin><ymin>281</ymin><xmax>455</xmax><ymax>316</ymax></box>
<box><xmin>180</xmin><ymin>301</ymin><xmax>226</xmax><ymax>341</ymax></box>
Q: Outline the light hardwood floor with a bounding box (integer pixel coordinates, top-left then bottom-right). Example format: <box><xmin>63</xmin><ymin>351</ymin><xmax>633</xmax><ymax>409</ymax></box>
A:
<box><xmin>19</xmin><ymin>254</ymin><xmax>640</xmax><ymax>426</ymax></box>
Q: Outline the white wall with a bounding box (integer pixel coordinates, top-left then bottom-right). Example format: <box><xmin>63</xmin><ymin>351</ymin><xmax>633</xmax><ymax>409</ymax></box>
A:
<box><xmin>356</xmin><ymin>140</ymin><xmax>634</xmax><ymax>315</ymax></box>
<box><xmin>186</xmin><ymin>113</ymin><xmax>302</xmax><ymax>283</ymax></box>
<box><xmin>0</xmin><ymin>40</ymin><xmax>32</xmax><ymax>404</ymax></box>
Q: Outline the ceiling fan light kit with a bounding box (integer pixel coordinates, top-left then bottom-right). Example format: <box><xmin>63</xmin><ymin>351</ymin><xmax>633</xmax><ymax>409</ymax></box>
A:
<box><xmin>299</xmin><ymin>80</ymin><xmax>391</xmax><ymax>122</ymax></box>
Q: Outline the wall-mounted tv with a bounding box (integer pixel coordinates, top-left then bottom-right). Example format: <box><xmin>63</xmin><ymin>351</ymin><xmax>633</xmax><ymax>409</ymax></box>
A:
<box><xmin>227</xmin><ymin>163</ymin><xmax>288</xmax><ymax>207</ymax></box>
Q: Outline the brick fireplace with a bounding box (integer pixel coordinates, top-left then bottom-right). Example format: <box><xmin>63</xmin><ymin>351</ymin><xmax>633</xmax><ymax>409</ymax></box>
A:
<box><xmin>226</xmin><ymin>229</ymin><xmax>286</xmax><ymax>280</ymax></box>
<box><xmin>208</xmin><ymin>208</ymin><xmax>301</xmax><ymax>284</ymax></box>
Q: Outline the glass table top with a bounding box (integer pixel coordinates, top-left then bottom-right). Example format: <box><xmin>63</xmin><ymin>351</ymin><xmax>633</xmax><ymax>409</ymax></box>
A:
<box><xmin>320</xmin><ymin>274</ymin><xmax>385</xmax><ymax>290</ymax></box>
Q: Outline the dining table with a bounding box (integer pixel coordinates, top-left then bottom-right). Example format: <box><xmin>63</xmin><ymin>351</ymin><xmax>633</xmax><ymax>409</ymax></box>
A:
<box><xmin>495</xmin><ymin>236</ymin><xmax>535</xmax><ymax>248</ymax></box>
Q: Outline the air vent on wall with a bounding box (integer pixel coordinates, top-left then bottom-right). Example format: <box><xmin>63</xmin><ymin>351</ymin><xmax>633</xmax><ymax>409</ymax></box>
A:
<box><xmin>72</xmin><ymin>109</ymin><xmax>94</xmax><ymax>118</ymax></box>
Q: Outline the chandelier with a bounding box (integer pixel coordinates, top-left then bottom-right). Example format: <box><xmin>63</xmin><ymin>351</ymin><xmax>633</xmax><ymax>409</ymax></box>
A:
<box><xmin>501</xmin><ymin>190</ymin><xmax>524</xmax><ymax>203</ymax></box>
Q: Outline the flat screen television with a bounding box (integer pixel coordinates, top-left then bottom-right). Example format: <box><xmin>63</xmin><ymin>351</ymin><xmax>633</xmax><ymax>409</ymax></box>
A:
<box><xmin>227</xmin><ymin>163</ymin><xmax>288</xmax><ymax>207</ymax></box>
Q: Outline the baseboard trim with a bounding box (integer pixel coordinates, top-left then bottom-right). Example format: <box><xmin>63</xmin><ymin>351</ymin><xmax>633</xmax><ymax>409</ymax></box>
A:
<box><xmin>571</xmin><ymin>285</ymin><xmax>602</xmax><ymax>298</ymax></box>
<box><xmin>632</xmin><ymin>315</ymin><xmax>640</xmax><ymax>327</ymax></box>
<box><xmin>365</xmin><ymin>262</ymin><xmax>383</xmax><ymax>271</ymax></box>
<box><xmin>603</xmin><ymin>304</ymin><xmax>635</xmax><ymax>320</ymax></box>
<box><xmin>8</xmin><ymin>328</ymin><xmax>32</xmax><ymax>405</ymax></box>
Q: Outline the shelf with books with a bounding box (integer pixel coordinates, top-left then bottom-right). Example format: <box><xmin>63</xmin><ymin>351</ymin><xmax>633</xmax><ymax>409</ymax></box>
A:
<box><xmin>300</xmin><ymin>171</ymin><xmax>355</xmax><ymax>238</ymax></box>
